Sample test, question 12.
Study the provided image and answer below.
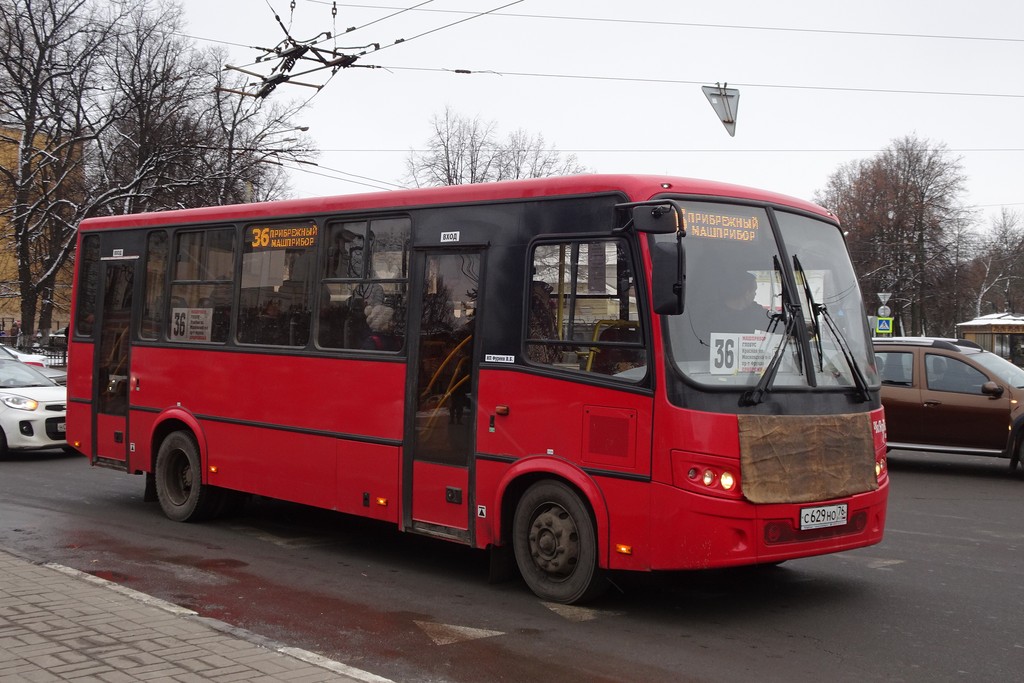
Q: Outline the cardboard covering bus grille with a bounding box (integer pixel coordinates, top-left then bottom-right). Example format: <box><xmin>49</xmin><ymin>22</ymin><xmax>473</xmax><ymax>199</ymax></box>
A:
<box><xmin>737</xmin><ymin>413</ymin><xmax>878</xmax><ymax>504</ymax></box>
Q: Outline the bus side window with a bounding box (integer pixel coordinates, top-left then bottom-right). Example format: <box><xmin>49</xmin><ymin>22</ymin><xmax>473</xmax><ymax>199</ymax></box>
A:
<box><xmin>525</xmin><ymin>239</ymin><xmax>646</xmax><ymax>380</ymax></box>
<box><xmin>168</xmin><ymin>228</ymin><xmax>235</xmax><ymax>344</ymax></box>
<box><xmin>236</xmin><ymin>222</ymin><xmax>315</xmax><ymax>347</ymax></box>
<box><xmin>140</xmin><ymin>231</ymin><xmax>168</xmax><ymax>341</ymax></box>
<box><xmin>75</xmin><ymin>235</ymin><xmax>101</xmax><ymax>339</ymax></box>
<box><xmin>317</xmin><ymin>217</ymin><xmax>409</xmax><ymax>352</ymax></box>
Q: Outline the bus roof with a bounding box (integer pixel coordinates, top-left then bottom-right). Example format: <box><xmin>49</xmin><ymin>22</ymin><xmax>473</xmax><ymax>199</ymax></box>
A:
<box><xmin>78</xmin><ymin>173</ymin><xmax>834</xmax><ymax>230</ymax></box>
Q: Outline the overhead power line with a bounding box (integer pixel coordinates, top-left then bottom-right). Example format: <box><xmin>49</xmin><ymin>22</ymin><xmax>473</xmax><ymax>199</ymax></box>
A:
<box><xmin>370</xmin><ymin>64</ymin><xmax>1024</xmax><ymax>100</ymax></box>
<box><xmin>309</xmin><ymin>2</ymin><xmax>1024</xmax><ymax>45</ymax></box>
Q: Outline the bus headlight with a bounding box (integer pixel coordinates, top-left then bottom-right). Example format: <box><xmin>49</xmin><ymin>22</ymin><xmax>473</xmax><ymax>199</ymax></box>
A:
<box><xmin>677</xmin><ymin>451</ymin><xmax>743</xmax><ymax>499</ymax></box>
<box><xmin>702</xmin><ymin>469</ymin><xmax>715</xmax><ymax>486</ymax></box>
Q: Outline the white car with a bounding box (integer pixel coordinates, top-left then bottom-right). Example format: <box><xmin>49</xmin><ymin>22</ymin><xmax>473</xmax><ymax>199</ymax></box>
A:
<box><xmin>0</xmin><ymin>344</ymin><xmax>51</xmax><ymax>367</ymax></box>
<box><xmin>0</xmin><ymin>359</ymin><xmax>67</xmax><ymax>457</ymax></box>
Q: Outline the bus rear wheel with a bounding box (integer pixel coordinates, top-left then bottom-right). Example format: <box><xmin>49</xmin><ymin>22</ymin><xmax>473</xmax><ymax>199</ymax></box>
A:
<box><xmin>155</xmin><ymin>431</ymin><xmax>219</xmax><ymax>522</ymax></box>
<box><xmin>512</xmin><ymin>480</ymin><xmax>606</xmax><ymax>604</ymax></box>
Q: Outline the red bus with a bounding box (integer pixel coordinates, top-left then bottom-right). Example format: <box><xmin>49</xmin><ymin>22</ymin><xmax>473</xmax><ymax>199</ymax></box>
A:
<box><xmin>67</xmin><ymin>174</ymin><xmax>888</xmax><ymax>603</ymax></box>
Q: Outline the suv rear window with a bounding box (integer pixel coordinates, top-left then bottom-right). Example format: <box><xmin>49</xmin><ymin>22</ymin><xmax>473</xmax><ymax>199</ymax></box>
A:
<box><xmin>876</xmin><ymin>351</ymin><xmax>913</xmax><ymax>386</ymax></box>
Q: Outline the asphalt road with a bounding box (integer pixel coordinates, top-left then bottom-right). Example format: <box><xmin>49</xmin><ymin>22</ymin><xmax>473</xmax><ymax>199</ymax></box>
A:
<box><xmin>1</xmin><ymin>449</ymin><xmax>1022</xmax><ymax>682</ymax></box>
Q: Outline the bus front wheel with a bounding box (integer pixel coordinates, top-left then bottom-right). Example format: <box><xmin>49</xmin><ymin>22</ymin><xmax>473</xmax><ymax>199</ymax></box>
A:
<box><xmin>155</xmin><ymin>431</ymin><xmax>219</xmax><ymax>522</ymax></box>
<box><xmin>512</xmin><ymin>480</ymin><xmax>606</xmax><ymax>604</ymax></box>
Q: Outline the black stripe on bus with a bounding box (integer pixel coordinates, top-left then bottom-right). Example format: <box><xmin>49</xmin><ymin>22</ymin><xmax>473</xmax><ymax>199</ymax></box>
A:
<box><xmin>129</xmin><ymin>405</ymin><xmax>402</xmax><ymax>448</ymax></box>
<box><xmin>475</xmin><ymin>451</ymin><xmax>652</xmax><ymax>483</ymax></box>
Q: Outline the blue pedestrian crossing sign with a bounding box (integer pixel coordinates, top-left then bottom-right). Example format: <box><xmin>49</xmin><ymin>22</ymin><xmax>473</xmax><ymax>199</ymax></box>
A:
<box><xmin>876</xmin><ymin>317</ymin><xmax>893</xmax><ymax>334</ymax></box>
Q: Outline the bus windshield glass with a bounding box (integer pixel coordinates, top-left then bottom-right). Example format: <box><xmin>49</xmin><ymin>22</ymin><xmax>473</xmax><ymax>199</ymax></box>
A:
<box><xmin>660</xmin><ymin>202</ymin><xmax>876</xmax><ymax>390</ymax></box>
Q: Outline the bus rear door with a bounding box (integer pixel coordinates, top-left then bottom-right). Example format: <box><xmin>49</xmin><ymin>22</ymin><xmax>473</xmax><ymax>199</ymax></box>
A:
<box><xmin>405</xmin><ymin>250</ymin><xmax>481</xmax><ymax>542</ymax></box>
<box><xmin>92</xmin><ymin>255</ymin><xmax>138</xmax><ymax>469</ymax></box>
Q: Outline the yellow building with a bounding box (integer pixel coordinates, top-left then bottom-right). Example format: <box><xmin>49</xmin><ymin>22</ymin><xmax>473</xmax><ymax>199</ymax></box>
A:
<box><xmin>0</xmin><ymin>126</ymin><xmax>75</xmax><ymax>338</ymax></box>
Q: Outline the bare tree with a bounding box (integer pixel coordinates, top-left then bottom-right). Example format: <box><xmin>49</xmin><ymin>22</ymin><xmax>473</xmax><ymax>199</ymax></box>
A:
<box><xmin>969</xmin><ymin>209</ymin><xmax>1024</xmax><ymax>317</ymax></box>
<box><xmin>815</xmin><ymin>134</ymin><xmax>972</xmax><ymax>336</ymax></box>
<box><xmin>0</xmin><ymin>0</ymin><xmax>317</xmax><ymax>337</ymax></box>
<box><xmin>200</xmin><ymin>60</ymin><xmax>317</xmax><ymax>206</ymax></box>
<box><xmin>0</xmin><ymin>0</ymin><xmax>122</xmax><ymax>338</ymax></box>
<box><xmin>405</xmin><ymin>107</ymin><xmax>587</xmax><ymax>187</ymax></box>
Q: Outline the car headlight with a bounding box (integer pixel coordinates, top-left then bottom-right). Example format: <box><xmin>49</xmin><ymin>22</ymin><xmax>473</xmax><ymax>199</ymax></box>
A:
<box><xmin>1</xmin><ymin>395</ymin><xmax>39</xmax><ymax>411</ymax></box>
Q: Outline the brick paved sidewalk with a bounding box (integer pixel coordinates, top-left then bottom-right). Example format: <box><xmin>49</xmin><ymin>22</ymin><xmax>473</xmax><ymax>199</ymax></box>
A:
<box><xmin>0</xmin><ymin>548</ymin><xmax>392</xmax><ymax>682</ymax></box>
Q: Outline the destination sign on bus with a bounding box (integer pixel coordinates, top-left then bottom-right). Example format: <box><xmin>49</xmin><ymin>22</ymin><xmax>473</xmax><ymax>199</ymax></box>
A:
<box><xmin>249</xmin><ymin>222</ymin><xmax>319</xmax><ymax>250</ymax></box>
<box><xmin>683</xmin><ymin>208</ymin><xmax>760</xmax><ymax>242</ymax></box>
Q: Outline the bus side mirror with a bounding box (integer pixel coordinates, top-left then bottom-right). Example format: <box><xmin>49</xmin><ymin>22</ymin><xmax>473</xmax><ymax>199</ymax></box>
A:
<box><xmin>651</xmin><ymin>240</ymin><xmax>684</xmax><ymax>315</ymax></box>
<box><xmin>632</xmin><ymin>205</ymin><xmax>680</xmax><ymax>234</ymax></box>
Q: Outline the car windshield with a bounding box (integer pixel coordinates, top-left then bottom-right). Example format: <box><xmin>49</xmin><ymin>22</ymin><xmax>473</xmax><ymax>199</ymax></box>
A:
<box><xmin>659</xmin><ymin>201</ymin><xmax>876</xmax><ymax>391</ymax></box>
<box><xmin>970</xmin><ymin>351</ymin><xmax>1024</xmax><ymax>388</ymax></box>
<box><xmin>0</xmin><ymin>360</ymin><xmax>55</xmax><ymax>387</ymax></box>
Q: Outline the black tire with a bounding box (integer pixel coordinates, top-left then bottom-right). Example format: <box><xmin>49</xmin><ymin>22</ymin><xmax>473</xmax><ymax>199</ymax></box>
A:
<box><xmin>0</xmin><ymin>429</ymin><xmax>8</xmax><ymax>460</ymax></box>
<box><xmin>154</xmin><ymin>431</ymin><xmax>219</xmax><ymax>522</ymax></box>
<box><xmin>513</xmin><ymin>480</ymin><xmax>607</xmax><ymax>604</ymax></box>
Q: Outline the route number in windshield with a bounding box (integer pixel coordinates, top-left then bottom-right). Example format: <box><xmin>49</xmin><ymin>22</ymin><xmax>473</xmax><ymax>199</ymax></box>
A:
<box><xmin>710</xmin><ymin>333</ymin><xmax>770</xmax><ymax>375</ymax></box>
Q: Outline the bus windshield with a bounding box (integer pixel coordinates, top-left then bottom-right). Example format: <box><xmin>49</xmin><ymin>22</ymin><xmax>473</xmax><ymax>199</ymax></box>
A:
<box><xmin>660</xmin><ymin>201</ymin><xmax>877</xmax><ymax>390</ymax></box>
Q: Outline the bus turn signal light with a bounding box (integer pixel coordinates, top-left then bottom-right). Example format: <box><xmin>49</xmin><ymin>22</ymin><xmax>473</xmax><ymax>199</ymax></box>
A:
<box><xmin>615</xmin><ymin>544</ymin><xmax>633</xmax><ymax>555</ymax></box>
<box><xmin>376</xmin><ymin>497</ymin><xmax>389</xmax><ymax>507</ymax></box>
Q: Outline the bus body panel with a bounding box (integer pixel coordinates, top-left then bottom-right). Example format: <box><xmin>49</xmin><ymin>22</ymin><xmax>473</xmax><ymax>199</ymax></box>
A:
<box><xmin>411</xmin><ymin>462</ymin><xmax>469</xmax><ymax>530</ymax></box>
<box><xmin>122</xmin><ymin>346</ymin><xmax>407</xmax><ymax>513</ymax></box>
<box><xmin>649</xmin><ymin>482</ymin><xmax>887</xmax><ymax>569</ymax></box>
<box><xmin>66</xmin><ymin>343</ymin><xmax>94</xmax><ymax>457</ymax></box>
<box><xmin>475</xmin><ymin>368</ymin><xmax>654</xmax><ymax>479</ymax></box>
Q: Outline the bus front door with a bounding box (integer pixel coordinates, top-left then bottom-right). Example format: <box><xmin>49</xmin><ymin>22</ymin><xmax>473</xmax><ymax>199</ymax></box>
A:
<box><xmin>92</xmin><ymin>258</ymin><xmax>136</xmax><ymax>469</ymax></box>
<box><xmin>406</xmin><ymin>251</ymin><xmax>480</xmax><ymax>541</ymax></box>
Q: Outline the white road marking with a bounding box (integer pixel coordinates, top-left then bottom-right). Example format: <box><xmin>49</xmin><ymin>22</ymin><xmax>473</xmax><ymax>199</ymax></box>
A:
<box><xmin>414</xmin><ymin>620</ymin><xmax>504</xmax><ymax>645</ymax></box>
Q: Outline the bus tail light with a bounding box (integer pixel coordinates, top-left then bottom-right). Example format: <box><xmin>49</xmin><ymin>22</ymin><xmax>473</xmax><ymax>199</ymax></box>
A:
<box><xmin>875</xmin><ymin>453</ymin><xmax>887</xmax><ymax>481</ymax></box>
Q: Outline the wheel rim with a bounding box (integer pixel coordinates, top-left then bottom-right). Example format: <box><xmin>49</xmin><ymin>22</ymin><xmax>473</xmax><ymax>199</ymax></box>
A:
<box><xmin>164</xmin><ymin>448</ymin><xmax>193</xmax><ymax>506</ymax></box>
<box><xmin>527</xmin><ymin>503</ymin><xmax>580</xmax><ymax>579</ymax></box>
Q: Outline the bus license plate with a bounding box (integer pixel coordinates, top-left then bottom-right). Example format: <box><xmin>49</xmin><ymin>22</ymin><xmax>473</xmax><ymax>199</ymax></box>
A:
<box><xmin>799</xmin><ymin>503</ymin><xmax>847</xmax><ymax>530</ymax></box>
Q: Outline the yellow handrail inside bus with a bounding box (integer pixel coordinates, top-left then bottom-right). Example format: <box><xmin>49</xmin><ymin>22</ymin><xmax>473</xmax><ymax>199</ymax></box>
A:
<box><xmin>585</xmin><ymin>319</ymin><xmax>638</xmax><ymax>372</ymax></box>
<box><xmin>420</xmin><ymin>334</ymin><xmax>472</xmax><ymax>399</ymax></box>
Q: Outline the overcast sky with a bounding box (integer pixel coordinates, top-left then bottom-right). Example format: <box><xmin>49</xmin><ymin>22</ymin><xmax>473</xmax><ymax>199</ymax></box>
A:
<box><xmin>176</xmin><ymin>0</ymin><xmax>1023</xmax><ymax>226</ymax></box>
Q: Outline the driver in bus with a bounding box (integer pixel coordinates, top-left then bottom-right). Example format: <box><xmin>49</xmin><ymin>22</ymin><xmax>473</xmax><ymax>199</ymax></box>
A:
<box><xmin>701</xmin><ymin>270</ymin><xmax>770</xmax><ymax>338</ymax></box>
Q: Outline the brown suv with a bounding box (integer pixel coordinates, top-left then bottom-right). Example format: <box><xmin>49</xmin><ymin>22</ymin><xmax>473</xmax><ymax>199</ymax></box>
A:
<box><xmin>873</xmin><ymin>337</ymin><xmax>1024</xmax><ymax>470</ymax></box>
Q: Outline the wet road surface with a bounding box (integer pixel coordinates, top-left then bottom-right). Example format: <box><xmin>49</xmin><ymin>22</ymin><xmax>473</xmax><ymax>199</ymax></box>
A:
<box><xmin>2</xmin><ymin>449</ymin><xmax>1022</xmax><ymax>681</ymax></box>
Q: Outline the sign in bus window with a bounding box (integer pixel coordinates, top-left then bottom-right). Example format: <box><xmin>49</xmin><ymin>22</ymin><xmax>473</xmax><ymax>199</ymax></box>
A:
<box><xmin>167</xmin><ymin>228</ymin><xmax>235</xmax><ymax>344</ymax></box>
<box><xmin>237</xmin><ymin>221</ymin><xmax>318</xmax><ymax>347</ymax></box>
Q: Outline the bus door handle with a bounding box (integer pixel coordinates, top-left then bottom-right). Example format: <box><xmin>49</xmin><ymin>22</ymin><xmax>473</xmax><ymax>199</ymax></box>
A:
<box><xmin>489</xmin><ymin>405</ymin><xmax>509</xmax><ymax>433</ymax></box>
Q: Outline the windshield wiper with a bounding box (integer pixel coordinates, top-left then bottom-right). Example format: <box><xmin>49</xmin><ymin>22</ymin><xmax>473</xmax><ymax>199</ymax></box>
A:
<box><xmin>740</xmin><ymin>304</ymin><xmax>798</xmax><ymax>406</ymax></box>
<box><xmin>740</xmin><ymin>256</ymin><xmax>798</xmax><ymax>406</ymax></box>
<box><xmin>817</xmin><ymin>304</ymin><xmax>872</xmax><ymax>402</ymax></box>
<box><xmin>792</xmin><ymin>255</ymin><xmax>823</xmax><ymax>370</ymax></box>
<box><xmin>791</xmin><ymin>253</ymin><xmax>871</xmax><ymax>402</ymax></box>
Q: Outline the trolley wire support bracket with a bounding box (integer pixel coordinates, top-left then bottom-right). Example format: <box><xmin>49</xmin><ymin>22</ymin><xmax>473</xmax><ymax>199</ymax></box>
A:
<box><xmin>216</xmin><ymin>2</ymin><xmax>378</xmax><ymax>99</ymax></box>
